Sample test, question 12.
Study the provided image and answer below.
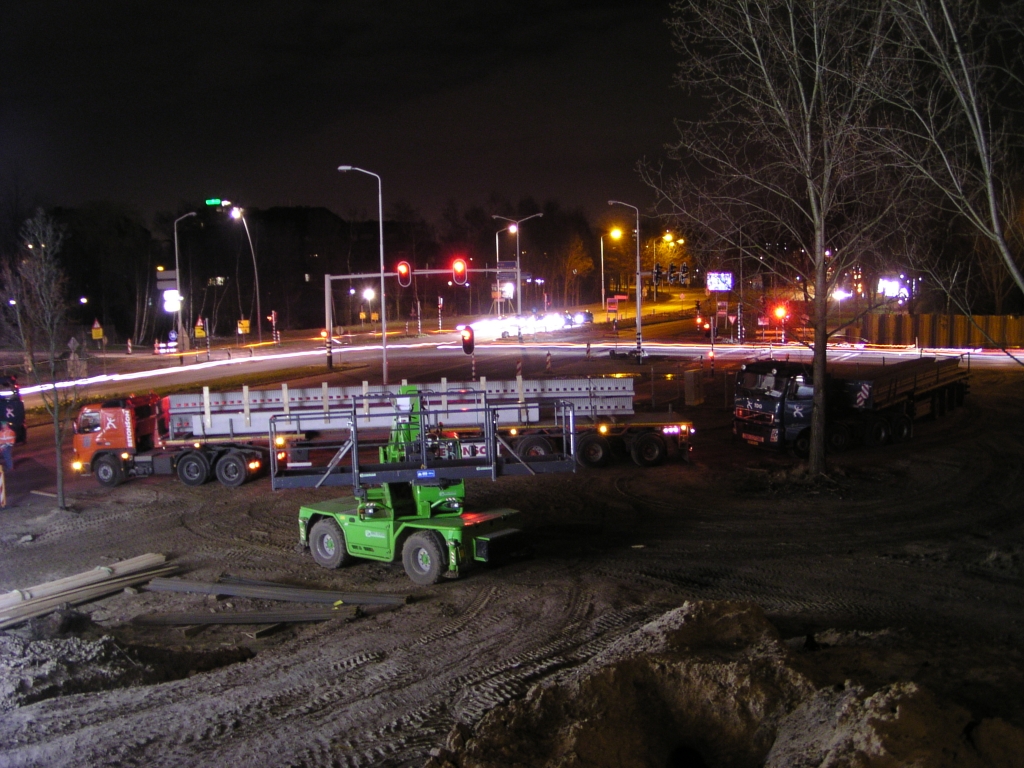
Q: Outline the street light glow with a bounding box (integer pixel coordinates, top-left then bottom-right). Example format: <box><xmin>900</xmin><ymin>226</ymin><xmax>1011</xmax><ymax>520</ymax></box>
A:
<box><xmin>363</xmin><ymin>288</ymin><xmax>375</xmax><ymax>301</ymax></box>
<box><xmin>610</xmin><ymin>228</ymin><xmax>623</xmax><ymax>240</ymax></box>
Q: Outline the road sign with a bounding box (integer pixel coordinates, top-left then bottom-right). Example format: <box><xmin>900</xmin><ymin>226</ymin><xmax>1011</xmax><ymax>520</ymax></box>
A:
<box><xmin>237</xmin><ymin>319</ymin><xmax>250</xmax><ymax>335</ymax></box>
<box><xmin>606</xmin><ymin>298</ymin><xmax>618</xmax><ymax>311</ymax></box>
<box><xmin>194</xmin><ymin>317</ymin><xmax>206</xmax><ymax>339</ymax></box>
<box><xmin>156</xmin><ymin>270</ymin><xmax>178</xmax><ymax>292</ymax></box>
<box><xmin>91</xmin><ymin>319</ymin><xmax>103</xmax><ymax>340</ymax></box>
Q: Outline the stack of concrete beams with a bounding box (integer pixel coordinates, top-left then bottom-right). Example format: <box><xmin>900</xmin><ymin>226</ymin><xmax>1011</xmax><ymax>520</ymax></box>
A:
<box><xmin>0</xmin><ymin>553</ymin><xmax>175</xmax><ymax>629</ymax></box>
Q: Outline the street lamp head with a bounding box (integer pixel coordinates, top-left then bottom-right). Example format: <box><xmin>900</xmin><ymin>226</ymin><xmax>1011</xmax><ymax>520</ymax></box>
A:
<box><xmin>363</xmin><ymin>288</ymin><xmax>375</xmax><ymax>301</ymax></box>
<box><xmin>610</xmin><ymin>228</ymin><xmax>623</xmax><ymax>240</ymax></box>
<box><xmin>508</xmin><ymin>224</ymin><xmax>518</xmax><ymax>234</ymax></box>
<box><xmin>230</xmin><ymin>207</ymin><xmax>242</xmax><ymax>220</ymax></box>
<box><xmin>337</xmin><ymin>165</ymin><xmax>353</xmax><ymax>172</ymax></box>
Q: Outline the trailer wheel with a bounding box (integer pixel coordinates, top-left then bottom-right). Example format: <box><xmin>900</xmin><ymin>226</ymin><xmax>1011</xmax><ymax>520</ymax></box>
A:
<box><xmin>309</xmin><ymin>518</ymin><xmax>349</xmax><ymax>569</ymax></box>
<box><xmin>95</xmin><ymin>455</ymin><xmax>124</xmax><ymax>488</ymax></box>
<box><xmin>215</xmin><ymin>452</ymin><xmax>248</xmax><ymax>488</ymax></box>
<box><xmin>863</xmin><ymin>416</ymin><xmax>891</xmax><ymax>448</ymax></box>
<box><xmin>176</xmin><ymin>452</ymin><xmax>210</xmax><ymax>486</ymax></box>
<box><xmin>826</xmin><ymin>423</ymin><xmax>851</xmax><ymax>452</ymax></box>
<box><xmin>890</xmin><ymin>414</ymin><xmax>913</xmax><ymax>443</ymax></box>
<box><xmin>631</xmin><ymin>432</ymin><xmax>667</xmax><ymax>467</ymax></box>
<box><xmin>577</xmin><ymin>433</ymin><xmax>612</xmax><ymax>468</ymax></box>
<box><xmin>403</xmin><ymin>531</ymin><xmax>447</xmax><ymax>586</ymax></box>
<box><xmin>516</xmin><ymin>436</ymin><xmax>552</xmax><ymax>458</ymax></box>
<box><xmin>793</xmin><ymin>430</ymin><xmax>811</xmax><ymax>459</ymax></box>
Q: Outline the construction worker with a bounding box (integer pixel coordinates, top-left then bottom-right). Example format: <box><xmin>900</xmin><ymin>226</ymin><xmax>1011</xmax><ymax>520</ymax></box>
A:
<box><xmin>0</xmin><ymin>420</ymin><xmax>15</xmax><ymax>473</ymax></box>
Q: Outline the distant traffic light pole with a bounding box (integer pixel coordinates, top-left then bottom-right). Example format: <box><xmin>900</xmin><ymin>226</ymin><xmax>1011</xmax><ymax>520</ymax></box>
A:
<box><xmin>322</xmin><ymin>261</ymin><xmax>502</xmax><ymax>375</ymax></box>
<box><xmin>608</xmin><ymin>200</ymin><xmax>643</xmax><ymax>358</ymax></box>
<box><xmin>492</xmin><ymin>213</ymin><xmax>543</xmax><ymax>316</ymax></box>
<box><xmin>338</xmin><ymin>165</ymin><xmax>388</xmax><ymax>384</ymax></box>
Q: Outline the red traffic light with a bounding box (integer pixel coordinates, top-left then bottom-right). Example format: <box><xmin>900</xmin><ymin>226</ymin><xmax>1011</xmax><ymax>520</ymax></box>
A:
<box><xmin>460</xmin><ymin>326</ymin><xmax>475</xmax><ymax>354</ymax></box>
<box><xmin>396</xmin><ymin>261</ymin><xmax>412</xmax><ymax>287</ymax></box>
<box><xmin>452</xmin><ymin>258</ymin><xmax>468</xmax><ymax>285</ymax></box>
<box><xmin>773</xmin><ymin>305</ymin><xmax>788</xmax><ymax>321</ymax></box>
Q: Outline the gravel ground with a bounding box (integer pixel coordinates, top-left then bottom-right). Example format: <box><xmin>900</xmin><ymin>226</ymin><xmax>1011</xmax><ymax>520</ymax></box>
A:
<box><xmin>1</xmin><ymin>369</ymin><xmax>1023</xmax><ymax>767</ymax></box>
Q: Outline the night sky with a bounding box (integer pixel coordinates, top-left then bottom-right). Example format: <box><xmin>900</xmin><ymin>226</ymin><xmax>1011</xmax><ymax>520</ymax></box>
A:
<box><xmin>1</xmin><ymin>1</ymin><xmax>685</xmax><ymax>226</ymax></box>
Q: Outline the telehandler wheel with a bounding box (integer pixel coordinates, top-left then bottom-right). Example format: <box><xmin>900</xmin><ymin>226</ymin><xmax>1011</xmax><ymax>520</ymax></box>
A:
<box><xmin>215</xmin><ymin>452</ymin><xmax>248</xmax><ymax>488</ymax></box>
<box><xmin>515</xmin><ymin>435</ymin><xmax>553</xmax><ymax>458</ymax></box>
<box><xmin>95</xmin><ymin>455</ymin><xmax>125</xmax><ymax>488</ymax></box>
<box><xmin>309</xmin><ymin>518</ymin><xmax>349</xmax><ymax>569</ymax></box>
<box><xmin>577</xmin><ymin>433</ymin><xmax>612</xmax><ymax>468</ymax></box>
<box><xmin>890</xmin><ymin>414</ymin><xmax>913</xmax><ymax>443</ymax></box>
<box><xmin>402</xmin><ymin>531</ymin><xmax>447</xmax><ymax>586</ymax></box>
<box><xmin>631</xmin><ymin>432</ymin><xmax>667</xmax><ymax>467</ymax></box>
<box><xmin>176</xmin><ymin>452</ymin><xmax>210</xmax><ymax>486</ymax></box>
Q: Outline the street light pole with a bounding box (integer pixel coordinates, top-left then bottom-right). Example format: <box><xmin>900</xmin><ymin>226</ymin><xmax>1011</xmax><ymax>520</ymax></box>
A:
<box><xmin>230</xmin><ymin>208</ymin><xmax>263</xmax><ymax>343</ymax></box>
<box><xmin>173</xmin><ymin>212</ymin><xmax>196</xmax><ymax>352</ymax></box>
<box><xmin>608</xmin><ymin>201</ymin><xmax>643</xmax><ymax>358</ymax></box>
<box><xmin>492</xmin><ymin>212</ymin><xmax>543</xmax><ymax>316</ymax></box>
<box><xmin>338</xmin><ymin>165</ymin><xmax>388</xmax><ymax>385</ymax></box>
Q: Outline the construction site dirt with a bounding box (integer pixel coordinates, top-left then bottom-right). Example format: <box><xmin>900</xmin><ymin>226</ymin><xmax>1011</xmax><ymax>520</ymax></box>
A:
<box><xmin>2</xmin><ymin>368</ymin><xmax>1023</xmax><ymax>767</ymax></box>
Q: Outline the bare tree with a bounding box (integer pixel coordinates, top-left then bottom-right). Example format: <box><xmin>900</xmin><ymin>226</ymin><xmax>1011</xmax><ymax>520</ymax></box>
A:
<box><xmin>0</xmin><ymin>209</ymin><xmax>78</xmax><ymax>509</ymax></box>
<box><xmin>645</xmin><ymin>0</ymin><xmax>899</xmax><ymax>474</ymax></box>
<box><xmin>559</xmin><ymin>235</ymin><xmax>594</xmax><ymax>307</ymax></box>
<box><xmin>877</xmin><ymin>0</ymin><xmax>1024</xmax><ymax>300</ymax></box>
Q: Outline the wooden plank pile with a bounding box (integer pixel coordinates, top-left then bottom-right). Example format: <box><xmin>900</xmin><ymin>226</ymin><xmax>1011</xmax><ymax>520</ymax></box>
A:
<box><xmin>0</xmin><ymin>553</ymin><xmax>176</xmax><ymax>630</ymax></box>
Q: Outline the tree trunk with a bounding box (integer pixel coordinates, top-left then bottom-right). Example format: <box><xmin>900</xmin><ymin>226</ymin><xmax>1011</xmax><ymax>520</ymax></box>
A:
<box><xmin>52</xmin><ymin>384</ymin><xmax>66</xmax><ymax>509</ymax></box>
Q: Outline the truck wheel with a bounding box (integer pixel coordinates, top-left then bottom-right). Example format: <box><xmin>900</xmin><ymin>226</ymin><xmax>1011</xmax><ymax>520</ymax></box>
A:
<box><xmin>863</xmin><ymin>416</ymin><xmax>891</xmax><ymax>448</ymax></box>
<box><xmin>309</xmin><ymin>518</ymin><xmax>349</xmax><ymax>569</ymax></box>
<box><xmin>826</xmin><ymin>424</ymin><xmax>851</xmax><ymax>452</ymax></box>
<box><xmin>516</xmin><ymin>436</ymin><xmax>552</xmax><ymax>458</ymax></box>
<box><xmin>176</xmin><ymin>453</ymin><xmax>210</xmax><ymax>486</ymax></box>
<box><xmin>631</xmin><ymin>433</ymin><xmax>667</xmax><ymax>467</ymax></box>
<box><xmin>402</xmin><ymin>531</ymin><xmax>447</xmax><ymax>586</ymax></box>
<box><xmin>95</xmin><ymin>455</ymin><xmax>124</xmax><ymax>488</ymax></box>
<box><xmin>890</xmin><ymin>414</ymin><xmax>913</xmax><ymax>443</ymax></box>
<box><xmin>577</xmin><ymin>433</ymin><xmax>612</xmax><ymax>468</ymax></box>
<box><xmin>793</xmin><ymin>430</ymin><xmax>811</xmax><ymax>459</ymax></box>
<box><xmin>215</xmin><ymin>452</ymin><xmax>248</xmax><ymax>488</ymax></box>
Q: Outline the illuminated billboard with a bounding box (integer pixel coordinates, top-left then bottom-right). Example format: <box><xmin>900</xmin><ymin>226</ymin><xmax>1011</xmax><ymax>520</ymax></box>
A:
<box><xmin>706</xmin><ymin>272</ymin><xmax>734</xmax><ymax>291</ymax></box>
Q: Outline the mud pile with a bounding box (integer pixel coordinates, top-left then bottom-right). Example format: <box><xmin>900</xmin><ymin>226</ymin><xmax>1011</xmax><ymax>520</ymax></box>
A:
<box><xmin>428</xmin><ymin>602</ymin><xmax>1024</xmax><ymax>768</ymax></box>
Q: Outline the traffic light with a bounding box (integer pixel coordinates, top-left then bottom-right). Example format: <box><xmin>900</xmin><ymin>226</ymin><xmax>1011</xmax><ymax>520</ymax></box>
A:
<box><xmin>461</xmin><ymin>326</ymin><xmax>475</xmax><ymax>354</ymax></box>
<box><xmin>396</xmin><ymin>261</ymin><xmax>412</xmax><ymax>288</ymax></box>
<box><xmin>653</xmin><ymin>263</ymin><xmax>663</xmax><ymax>286</ymax></box>
<box><xmin>773</xmin><ymin>304</ymin><xmax>789</xmax><ymax>322</ymax></box>
<box><xmin>453</xmin><ymin>258</ymin><xmax>468</xmax><ymax>285</ymax></box>
<box><xmin>667</xmin><ymin>263</ymin><xmax>678</xmax><ymax>285</ymax></box>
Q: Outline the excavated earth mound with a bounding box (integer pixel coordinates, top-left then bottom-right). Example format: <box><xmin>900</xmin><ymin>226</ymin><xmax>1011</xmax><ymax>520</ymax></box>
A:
<box><xmin>427</xmin><ymin>602</ymin><xmax>1024</xmax><ymax>768</ymax></box>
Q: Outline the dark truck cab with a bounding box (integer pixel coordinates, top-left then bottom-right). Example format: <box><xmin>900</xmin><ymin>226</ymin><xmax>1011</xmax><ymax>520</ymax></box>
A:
<box><xmin>734</xmin><ymin>357</ymin><xmax>969</xmax><ymax>456</ymax></box>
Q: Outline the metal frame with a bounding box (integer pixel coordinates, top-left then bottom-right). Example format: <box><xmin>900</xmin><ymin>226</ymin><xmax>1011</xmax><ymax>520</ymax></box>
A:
<box><xmin>269</xmin><ymin>391</ymin><xmax>576</xmax><ymax>491</ymax></box>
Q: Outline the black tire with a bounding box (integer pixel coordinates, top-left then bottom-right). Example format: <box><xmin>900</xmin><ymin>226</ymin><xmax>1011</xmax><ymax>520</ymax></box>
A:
<box><xmin>215</xmin><ymin>452</ymin><xmax>248</xmax><ymax>488</ymax></box>
<box><xmin>826</xmin><ymin>423</ymin><xmax>852</xmax><ymax>453</ymax></box>
<box><xmin>95</xmin><ymin>455</ymin><xmax>124</xmax><ymax>488</ymax></box>
<box><xmin>631</xmin><ymin>432</ymin><xmax>667</xmax><ymax>467</ymax></box>
<box><xmin>890</xmin><ymin>413</ymin><xmax>913</xmax><ymax>443</ymax></box>
<box><xmin>515</xmin><ymin>435</ymin><xmax>553</xmax><ymax>458</ymax></box>
<box><xmin>577</xmin><ymin>433</ymin><xmax>612</xmax><ymax>468</ymax></box>
<box><xmin>176</xmin><ymin>452</ymin><xmax>210</xmax><ymax>486</ymax></box>
<box><xmin>402</xmin><ymin>531</ymin><xmax>447</xmax><ymax>586</ymax></box>
<box><xmin>792</xmin><ymin>430</ymin><xmax>811</xmax><ymax>459</ymax></box>
<box><xmin>309</xmin><ymin>518</ymin><xmax>349</xmax><ymax>569</ymax></box>
<box><xmin>862</xmin><ymin>416</ymin><xmax>891</xmax><ymax>448</ymax></box>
